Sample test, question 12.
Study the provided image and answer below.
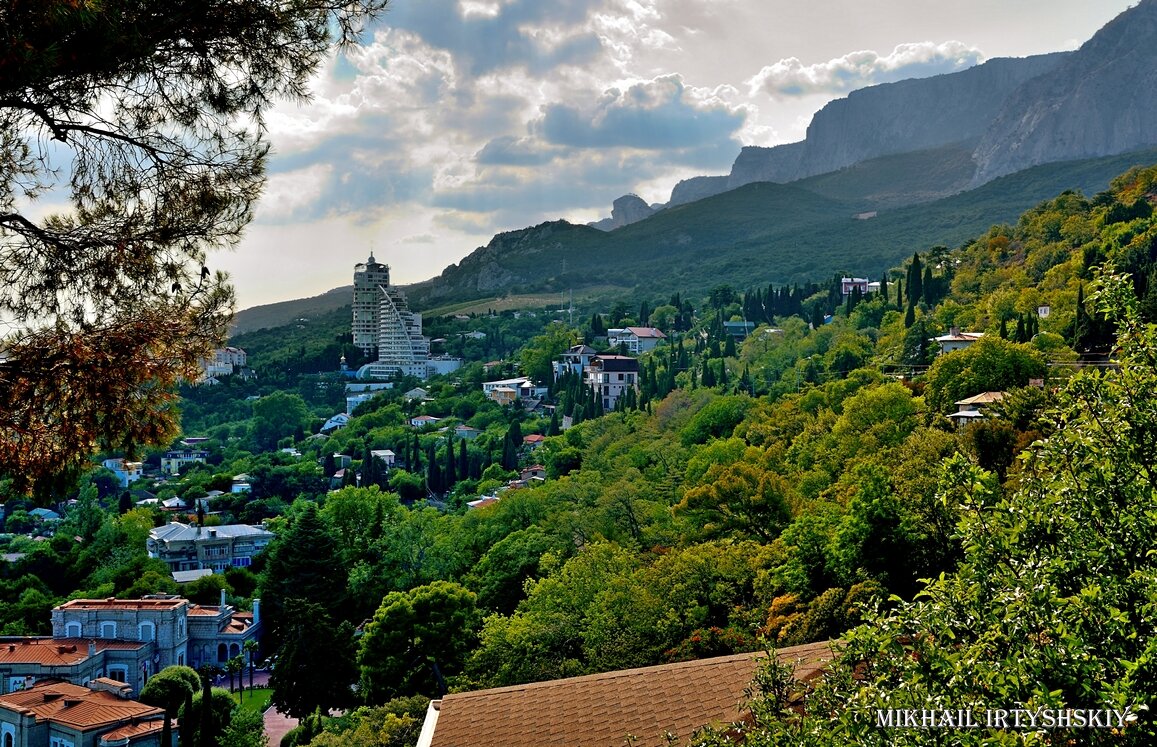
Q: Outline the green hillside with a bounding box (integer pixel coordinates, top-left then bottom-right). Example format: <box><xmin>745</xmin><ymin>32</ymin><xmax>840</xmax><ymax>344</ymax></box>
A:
<box><xmin>410</xmin><ymin>147</ymin><xmax>1157</xmax><ymax>307</ymax></box>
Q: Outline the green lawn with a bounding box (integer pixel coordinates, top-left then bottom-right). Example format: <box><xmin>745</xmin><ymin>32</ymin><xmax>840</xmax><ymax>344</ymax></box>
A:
<box><xmin>232</xmin><ymin>687</ymin><xmax>273</xmax><ymax>717</ymax></box>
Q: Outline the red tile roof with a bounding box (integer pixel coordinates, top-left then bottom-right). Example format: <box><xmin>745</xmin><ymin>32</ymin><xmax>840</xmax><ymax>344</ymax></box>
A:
<box><xmin>427</xmin><ymin>641</ymin><xmax>834</xmax><ymax>747</ymax></box>
<box><xmin>0</xmin><ymin>680</ymin><xmax>163</xmax><ymax>730</ymax></box>
<box><xmin>57</xmin><ymin>598</ymin><xmax>186</xmax><ymax>612</ymax></box>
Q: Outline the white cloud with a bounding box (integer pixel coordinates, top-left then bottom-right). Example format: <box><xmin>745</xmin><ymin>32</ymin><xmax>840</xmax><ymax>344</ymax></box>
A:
<box><xmin>748</xmin><ymin>41</ymin><xmax>985</xmax><ymax>98</ymax></box>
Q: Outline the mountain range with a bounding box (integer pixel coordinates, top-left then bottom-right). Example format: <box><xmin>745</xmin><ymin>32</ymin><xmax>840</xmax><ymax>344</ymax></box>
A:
<box><xmin>234</xmin><ymin>0</ymin><xmax>1157</xmax><ymax>333</ymax></box>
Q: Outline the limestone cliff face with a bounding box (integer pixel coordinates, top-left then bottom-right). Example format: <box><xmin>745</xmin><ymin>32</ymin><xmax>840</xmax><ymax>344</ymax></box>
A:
<box><xmin>589</xmin><ymin>194</ymin><xmax>657</xmax><ymax>231</ymax></box>
<box><xmin>973</xmin><ymin>0</ymin><xmax>1157</xmax><ymax>183</ymax></box>
<box><xmin>668</xmin><ymin>176</ymin><xmax>730</xmax><ymax>207</ymax></box>
<box><xmin>727</xmin><ymin>54</ymin><xmax>1066</xmax><ymax>189</ymax></box>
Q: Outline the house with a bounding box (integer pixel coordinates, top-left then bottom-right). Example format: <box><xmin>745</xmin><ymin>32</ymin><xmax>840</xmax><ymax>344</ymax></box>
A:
<box><xmin>948</xmin><ymin>391</ymin><xmax>1005</xmax><ymax>428</ymax></box>
<box><xmin>489</xmin><ymin>386</ymin><xmax>518</xmax><ymax>406</ymax></box>
<box><xmin>27</xmin><ymin>509</ymin><xmax>60</xmax><ymax>523</ymax></box>
<box><xmin>346</xmin><ymin>392</ymin><xmax>378</xmax><ymax>414</ymax></box>
<box><xmin>321</xmin><ymin>413</ymin><xmax>351</xmax><ymax>433</ymax></box>
<box><xmin>369</xmin><ymin>450</ymin><xmax>396</xmax><ymax>469</ymax></box>
<box><xmin>453</xmin><ymin>425</ymin><xmax>482</xmax><ymax>441</ymax></box>
<box><xmin>482</xmin><ymin>377</ymin><xmax>529</xmax><ymax>397</ymax></box>
<box><xmin>520</xmin><ymin>465</ymin><xmax>546</xmax><ymax>481</ymax></box>
<box><xmin>840</xmin><ymin>277</ymin><xmax>869</xmax><ymax>296</ymax></box>
<box><xmin>722</xmin><ymin>321</ymin><xmax>755</xmax><ymax>339</ymax></box>
<box><xmin>101</xmin><ymin>458</ymin><xmax>143</xmax><ymax>488</ymax></box>
<box><xmin>521</xmin><ymin>435</ymin><xmax>545</xmax><ymax>451</ymax></box>
<box><xmin>584</xmin><ymin>355</ymin><xmax>639</xmax><ymax>412</ymax></box>
<box><xmin>553</xmin><ymin>345</ymin><xmax>597</xmax><ymax>380</ymax></box>
<box><xmin>0</xmin><ymin>679</ymin><xmax>170</xmax><ymax>747</ymax></box>
<box><xmin>146</xmin><ymin>522</ymin><xmax>274</xmax><ymax>573</ymax></box>
<box><xmin>934</xmin><ymin>327</ymin><xmax>984</xmax><ymax>354</ymax></box>
<box><xmin>159</xmin><ymin>451</ymin><xmax>207</xmax><ymax>476</ymax></box>
<box><xmin>415</xmin><ymin>641</ymin><xmax>834</xmax><ymax>747</ymax></box>
<box><xmin>466</xmin><ymin>496</ymin><xmax>500</xmax><ymax>510</ymax></box>
<box><xmin>403</xmin><ymin>387</ymin><xmax>428</xmax><ymax>401</ymax></box>
<box><xmin>410</xmin><ymin>415</ymin><xmax>441</xmax><ymax>429</ymax></box>
<box><xmin>230</xmin><ymin>475</ymin><xmax>251</xmax><ymax>494</ymax></box>
<box><xmin>607</xmin><ymin>327</ymin><xmax>666</xmax><ymax>355</ymax></box>
<box><xmin>463</xmin><ymin>331</ymin><xmax>487</xmax><ymax>340</ymax></box>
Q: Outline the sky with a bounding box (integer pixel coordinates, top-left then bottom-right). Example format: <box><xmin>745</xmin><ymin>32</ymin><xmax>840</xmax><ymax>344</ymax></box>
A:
<box><xmin>224</xmin><ymin>0</ymin><xmax>1136</xmax><ymax>309</ymax></box>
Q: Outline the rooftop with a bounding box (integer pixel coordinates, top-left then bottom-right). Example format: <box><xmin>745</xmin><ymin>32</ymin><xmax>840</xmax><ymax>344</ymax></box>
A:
<box><xmin>148</xmin><ymin>522</ymin><xmax>273</xmax><ymax>543</ymax></box>
<box><xmin>424</xmin><ymin>641</ymin><xmax>834</xmax><ymax>747</ymax></box>
<box><xmin>0</xmin><ymin>639</ymin><xmax>144</xmax><ymax>667</ymax></box>
<box><xmin>0</xmin><ymin>680</ymin><xmax>163</xmax><ymax>730</ymax></box>
<box><xmin>57</xmin><ymin>597</ymin><xmax>186</xmax><ymax>612</ymax></box>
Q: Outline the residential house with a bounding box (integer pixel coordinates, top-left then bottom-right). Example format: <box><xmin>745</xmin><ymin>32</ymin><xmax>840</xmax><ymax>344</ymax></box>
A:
<box><xmin>321</xmin><ymin>413</ymin><xmax>351</xmax><ymax>433</ymax></box>
<box><xmin>934</xmin><ymin>327</ymin><xmax>984</xmax><ymax>354</ymax></box>
<box><xmin>453</xmin><ymin>425</ymin><xmax>481</xmax><ymax>441</ymax></box>
<box><xmin>552</xmin><ymin>345</ymin><xmax>597</xmax><ymax>380</ymax></box>
<box><xmin>519</xmin><ymin>466</ymin><xmax>546</xmax><ymax>481</ymax></box>
<box><xmin>230</xmin><ymin>475</ymin><xmax>251</xmax><ymax>494</ymax></box>
<box><xmin>607</xmin><ymin>327</ymin><xmax>666</xmax><ymax>355</ymax></box>
<box><xmin>948</xmin><ymin>391</ymin><xmax>1005</xmax><ymax>428</ymax></box>
<box><xmin>521</xmin><ymin>435</ymin><xmax>545</xmax><ymax>451</ymax></box>
<box><xmin>410</xmin><ymin>415</ymin><xmax>441</xmax><ymax>429</ymax></box>
<box><xmin>489</xmin><ymin>387</ymin><xmax>518</xmax><ymax>407</ymax></box>
<box><xmin>159</xmin><ymin>451</ymin><xmax>207</xmax><ymax>477</ymax></box>
<box><xmin>403</xmin><ymin>387</ymin><xmax>428</xmax><ymax>401</ymax></box>
<box><xmin>840</xmin><ymin>277</ymin><xmax>870</xmax><ymax>296</ymax></box>
<box><xmin>722</xmin><ymin>321</ymin><xmax>755</xmax><ymax>339</ymax></box>
<box><xmin>369</xmin><ymin>450</ymin><xmax>396</xmax><ymax>469</ymax></box>
<box><xmin>482</xmin><ymin>377</ymin><xmax>528</xmax><ymax>398</ymax></box>
<box><xmin>346</xmin><ymin>392</ymin><xmax>378</xmax><ymax>414</ymax></box>
<box><xmin>415</xmin><ymin>640</ymin><xmax>833</xmax><ymax>747</ymax></box>
<box><xmin>100</xmin><ymin>459</ymin><xmax>143</xmax><ymax>489</ymax></box>
<box><xmin>146</xmin><ymin>523</ymin><xmax>274</xmax><ymax>573</ymax></box>
<box><xmin>584</xmin><ymin>355</ymin><xmax>639</xmax><ymax>412</ymax></box>
<box><xmin>0</xmin><ymin>679</ymin><xmax>169</xmax><ymax>747</ymax></box>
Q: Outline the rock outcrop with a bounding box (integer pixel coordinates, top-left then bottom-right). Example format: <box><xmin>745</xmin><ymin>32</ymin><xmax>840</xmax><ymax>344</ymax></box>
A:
<box><xmin>727</xmin><ymin>54</ymin><xmax>1066</xmax><ymax>189</ymax></box>
<box><xmin>973</xmin><ymin>0</ymin><xmax>1157</xmax><ymax>183</ymax></box>
<box><xmin>588</xmin><ymin>193</ymin><xmax>657</xmax><ymax>231</ymax></box>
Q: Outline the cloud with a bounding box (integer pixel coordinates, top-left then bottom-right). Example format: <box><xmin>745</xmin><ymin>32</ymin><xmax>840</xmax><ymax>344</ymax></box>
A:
<box><xmin>534</xmin><ymin>75</ymin><xmax>746</xmax><ymax>149</ymax></box>
<box><xmin>748</xmin><ymin>41</ymin><xmax>985</xmax><ymax>98</ymax></box>
<box><xmin>378</xmin><ymin>0</ymin><xmax>605</xmax><ymax>76</ymax></box>
<box><xmin>475</xmin><ymin>136</ymin><xmax>560</xmax><ymax>166</ymax></box>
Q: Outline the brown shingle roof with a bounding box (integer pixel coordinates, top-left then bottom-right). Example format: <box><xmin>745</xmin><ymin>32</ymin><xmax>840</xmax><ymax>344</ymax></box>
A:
<box><xmin>99</xmin><ymin>718</ymin><xmax>167</xmax><ymax>744</ymax></box>
<box><xmin>427</xmin><ymin>641</ymin><xmax>834</xmax><ymax>747</ymax></box>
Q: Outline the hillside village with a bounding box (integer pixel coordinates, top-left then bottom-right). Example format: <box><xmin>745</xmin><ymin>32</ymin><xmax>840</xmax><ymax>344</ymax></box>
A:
<box><xmin>2</xmin><ymin>163</ymin><xmax>1157</xmax><ymax>745</ymax></box>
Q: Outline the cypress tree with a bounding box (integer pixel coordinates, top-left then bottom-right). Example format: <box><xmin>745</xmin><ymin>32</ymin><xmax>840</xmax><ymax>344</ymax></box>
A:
<box><xmin>904</xmin><ymin>302</ymin><xmax>916</xmax><ymax>328</ymax></box>
<box><xmin>444</xmin><ymin>433</ymin><xmax>456</xmax><ymax>488</ymax></box>
<box><xmin>879</xmin><ymin>274</ymin><xmax>889</xmax><ymax>305</ymax></box>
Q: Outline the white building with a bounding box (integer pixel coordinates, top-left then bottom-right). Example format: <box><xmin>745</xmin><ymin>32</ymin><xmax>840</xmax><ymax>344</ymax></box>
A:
<box><xmin>606</xmin><ymin>328</ymin><xmax>666</xmax><ymax>355</ymax></box>
<box><xmin>934</xmin><ymin>327</ymin><xmax>985</xmax><ymax>354</ymax></box>
<box><xmin>102</xmin><ymin>458</ymin><xmax>143</xmax><ymax>488</ymax></box>
<box><xmin>353</xmin><ymin>254</ymin><xmax>393</xmax><ymax>356</ymax></box>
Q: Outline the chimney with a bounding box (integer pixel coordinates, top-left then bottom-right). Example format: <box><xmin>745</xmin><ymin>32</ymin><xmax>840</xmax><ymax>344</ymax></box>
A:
<box><xmin>252</xmin><ymin>599</ymin><xmax>260</xmax><ymax>626</ymax></box>
<box><xmin>88</xmin><ymin>641</ymin><xmax>96</xmax><ymax>658</ymax></box>
<box><xmin>220</xmin><ymin>589</ymin><xmax>227</xmax><ymax>609</ymax></box>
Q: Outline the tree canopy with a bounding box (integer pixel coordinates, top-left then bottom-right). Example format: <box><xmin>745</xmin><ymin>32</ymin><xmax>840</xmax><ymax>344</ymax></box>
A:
<box><xmin>0</xmin><ymin>0</ymin><xmax>388</xmax><ymax>491</ymax></box>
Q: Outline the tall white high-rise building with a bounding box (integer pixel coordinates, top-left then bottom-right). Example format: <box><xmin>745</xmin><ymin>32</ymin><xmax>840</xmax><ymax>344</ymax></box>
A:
<box><xmin>353</xmin><ymin>254</ymin><xmax>391</xmax><ymax>355</ymax></box>
<box><xmin>352</xmin><ymin>253</ymin><xmax>434</xmax><ymax>379</ymax></box>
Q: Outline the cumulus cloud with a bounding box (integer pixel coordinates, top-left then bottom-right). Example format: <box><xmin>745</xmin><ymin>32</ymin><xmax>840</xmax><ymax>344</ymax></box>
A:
<box><xmin>475</xmin><ymin>136</ymin><xmax>560</xmax><ymax>166</ymax></box>
<box><xmin>534</xmin><ymin>75</ymin><xmax>746</xmax><ymax>149</ymax></box>
<box><xmin>380</xmin><ymin>0</ymin><xmax>605</xmax><ymax>76</ymax></box>
<box><xmin>748</xmin><ymin>41</ymin><xmax>985</xmax><ymax>98</ymax></box>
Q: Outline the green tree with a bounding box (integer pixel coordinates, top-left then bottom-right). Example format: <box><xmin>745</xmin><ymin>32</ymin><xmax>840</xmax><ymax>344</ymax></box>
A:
<box><xmin>924</xmin><ymin>335</ymin><xmax>1047</xmax><ymax>413</ymax></box>
<box><xmin>251</xmin><ymin>392</ymin><xmax>313</xmax><ymax>451</ymax></box>
<box><xmin>676</xmin><ymin>453</ymin><xmax>793</xmax><ymax>542</ymax></box>
<box><xmin>259</xmin><ymin>502</ymin><xmax>347</xmax><ymax>650</ymax></box>
<box><xmin>359</xmin><ymin>581</ymin><xmax>482</xmax><ymax>702</ymax></box>
<box><xmin>0</xmin><ymin>0</ymin><xmax>388</xmax><ymax>492</ymax></box>
<box><xmin>140</xmin><ymin>665</ymin><xmax>200</xmax><ymax>747</ymax></box>
<box><xmin>270</xmin><ymin>599</ymin><xmax>358</xmax><ymax>718</ymax></box>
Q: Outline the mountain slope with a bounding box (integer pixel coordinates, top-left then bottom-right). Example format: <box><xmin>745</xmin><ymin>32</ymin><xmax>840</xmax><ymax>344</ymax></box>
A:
<box><xmin>407</xmin><ymin>148</ymin><xmax>1157</xmax><ymax>306</ymax></box>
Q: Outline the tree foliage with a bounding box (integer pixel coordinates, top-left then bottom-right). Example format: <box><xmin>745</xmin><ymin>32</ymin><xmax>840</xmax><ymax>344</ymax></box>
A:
<box><xmin>0</xmin><ymin>0</ymin><xmax>388</xmax><ymax>491</ymax></box>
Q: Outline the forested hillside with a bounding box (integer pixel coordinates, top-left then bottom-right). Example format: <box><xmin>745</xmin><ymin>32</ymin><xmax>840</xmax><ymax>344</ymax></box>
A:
<box><xmin>4</xmin><ymin>164</ymin><xmax>1157</xmax><ymax>745</ymax></box>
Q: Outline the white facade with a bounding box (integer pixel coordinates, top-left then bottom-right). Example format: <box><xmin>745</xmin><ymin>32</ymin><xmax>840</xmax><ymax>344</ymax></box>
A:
<box><xmin>353</xmin><ymin>254</ymin><xmax>392</xmax><ymax>355</ymax></box>
<box><xmin>102</xmin><ymin>458</ymin><xmax>143</xmax><ymax>488</ymax></box>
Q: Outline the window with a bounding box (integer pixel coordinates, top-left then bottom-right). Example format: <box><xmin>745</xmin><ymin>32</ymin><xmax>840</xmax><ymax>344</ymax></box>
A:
<box><xmin>107</xmin><ymin>667</ymin><xmax>128</xmax><ymax>682</ymax></box>
<box><xmin>65</xmin><ymin>622</ymin><xmax>81</xmax><ymax>637</ymax></box>
<box><xmin>139</xmin><ymin>621</ymin><xmax>155</xmax><ymax>641</ymax></box>
<box><xmin>100</xmin><ymin>621</ymin><xmax>116</xmax><ymax>638</ymax></box>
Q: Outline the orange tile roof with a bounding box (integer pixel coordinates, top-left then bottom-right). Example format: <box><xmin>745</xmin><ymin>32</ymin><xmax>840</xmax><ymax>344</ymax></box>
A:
<box><xmin>0</xmin><ymin>680</ymin><xmax>163</xmax><ymax>730</ymax></box>
<box><xmin>99</xmin><ymin>719</ymin><xmax>167</xmax><ymax>744</ymax></box>
<box><xmin>427</xmin><ymin>641</ymin><xmax>835</xmax><ymax>747</ymax></box>
<box><xmin>0</xmin><ymin>638</ymin><xmax>144</xmax><ymax>666</ymax></box>
<box><xmin>186</xmin><ymin>605</ymin><xmax>221</xmax><ymax>616</ymax></box>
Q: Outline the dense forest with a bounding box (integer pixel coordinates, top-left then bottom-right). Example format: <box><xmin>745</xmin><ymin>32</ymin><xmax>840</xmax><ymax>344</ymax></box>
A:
<box><xmin>3</xmin><ymin>164</ymin><xmax>1157</xmax><ymax>745</ymax></box>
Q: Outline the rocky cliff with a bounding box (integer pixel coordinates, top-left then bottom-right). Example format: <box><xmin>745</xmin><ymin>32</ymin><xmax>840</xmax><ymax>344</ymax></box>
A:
<box><xmin>588</xmin><ymin>194</ymin><xmax>657</xmax><ymax>231</ymax></box>
<box><xmin>729</xmin><ymin>54</ymin><xmax>1066</xmax><ymax>188</ymax></box>
<box><xmin>973</xmin><ymin>0</ymin><xmax>1157</xmax><ymax>183</ymax></box>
